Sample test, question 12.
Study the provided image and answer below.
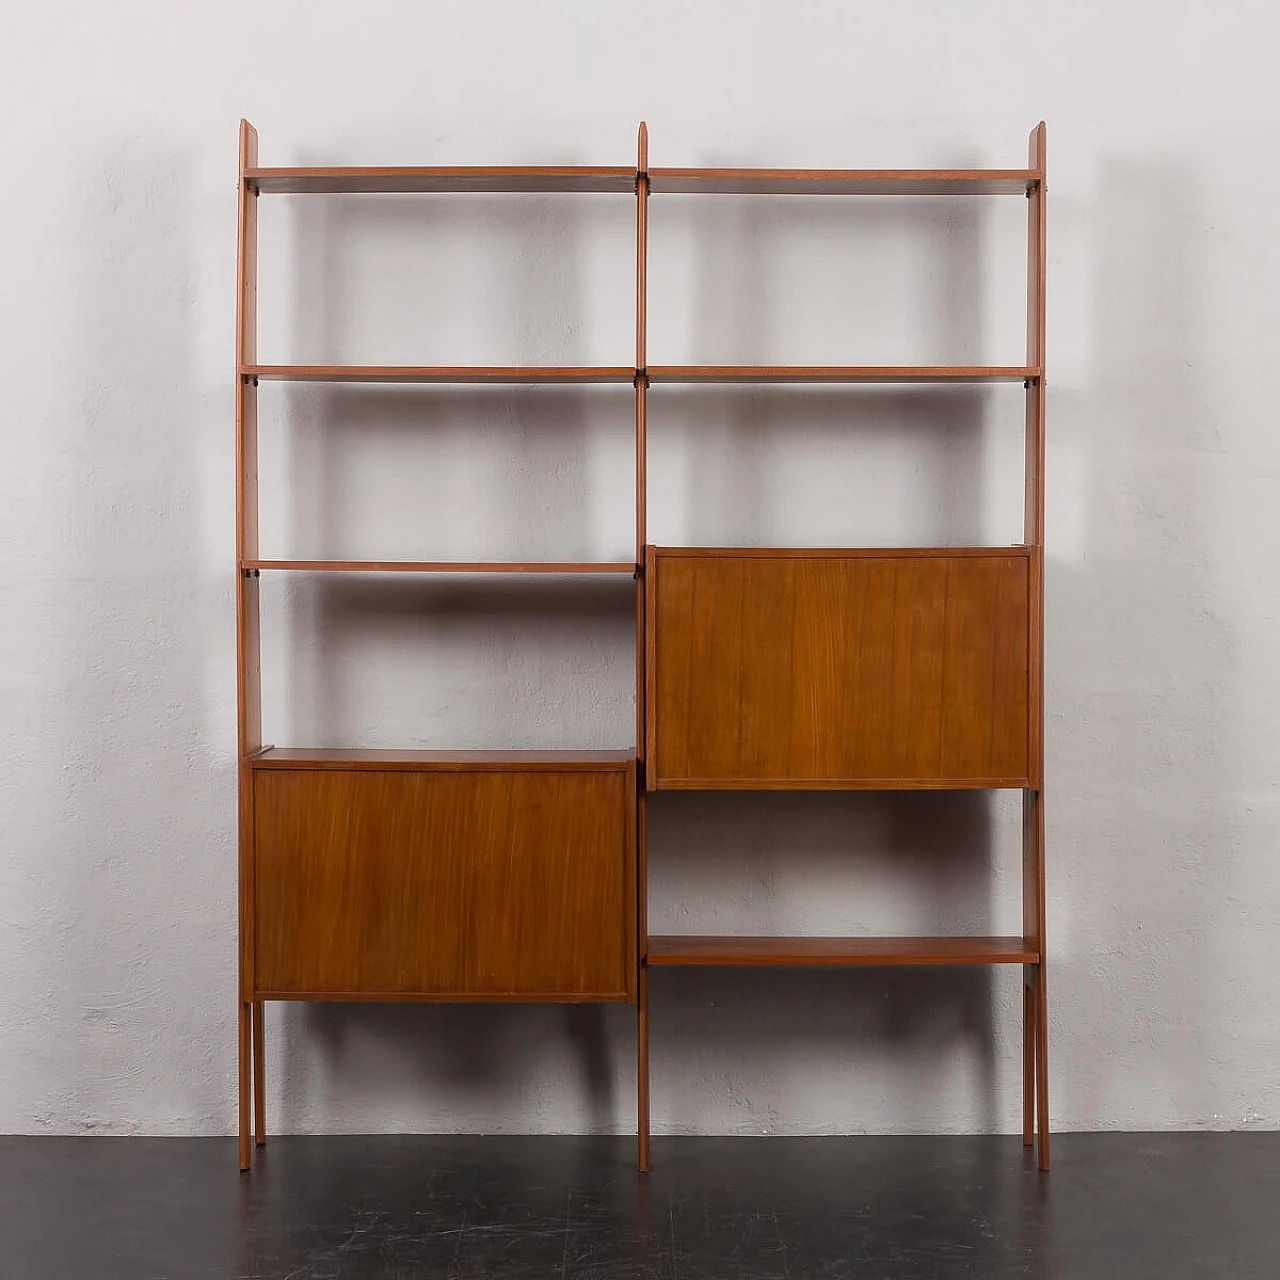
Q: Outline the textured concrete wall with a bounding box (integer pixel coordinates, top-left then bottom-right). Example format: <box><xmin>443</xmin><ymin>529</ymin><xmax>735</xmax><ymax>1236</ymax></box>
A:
<box><xmin>2</xmin><ymin>0</ymin><xmax>1278</xmax><ymax>1137</ymax></box>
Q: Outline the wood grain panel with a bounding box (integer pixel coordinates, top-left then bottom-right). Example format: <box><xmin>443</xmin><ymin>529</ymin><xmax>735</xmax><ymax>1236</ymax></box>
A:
<box><xmin>650</xmin><ymin>550</ymin><xmax>1030</xmax><ymax>787</ymax></box>
<box><xmin>254</xmin><ymin>766</ymin><xmax>635</xmax><ymax>1000</ymax></box>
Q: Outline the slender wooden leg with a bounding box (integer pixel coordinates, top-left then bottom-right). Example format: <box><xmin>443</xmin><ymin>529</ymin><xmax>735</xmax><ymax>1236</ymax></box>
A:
<box><xmin>238</xmin><ymin>1001</ymin><xmax>251</xmax><ymax>1171</ymax></box>
<box><xmin>252</xmin><ymin>1001</ymin><xmax>266</xmax><ymax>1147</ymax></box>
<box><xmin>1023</xmin><ymin>975</ymin><xmax>1035</xmax><ymax>1147</ymax></box>
<box><xmin>637</xmin><ymin>964</ymin><xmax>650</xmax><ymax>1172</ymax></box>
<box><xmin>1021</xmin><ymin>784</ymin><xmax>1048</xmax><ymax>1168</ymax></box>
<box><xmin>1035</xmin><ymin>964</ymin><xmax>1050</xmax><ymax>1170</ymax></box>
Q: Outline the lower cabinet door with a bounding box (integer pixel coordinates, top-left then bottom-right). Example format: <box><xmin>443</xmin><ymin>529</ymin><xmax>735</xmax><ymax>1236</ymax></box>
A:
<box><xmin>252</xmin><ymin>765</ymin><xmax>635</xmax><ymax>1001</ymax></box>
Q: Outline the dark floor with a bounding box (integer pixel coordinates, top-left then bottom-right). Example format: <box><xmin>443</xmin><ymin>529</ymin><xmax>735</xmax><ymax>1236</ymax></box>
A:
<box><xmin>1</xmin><ymin>1134</ymin><xmax>1278</xmax><ymax>1279</ymax></box>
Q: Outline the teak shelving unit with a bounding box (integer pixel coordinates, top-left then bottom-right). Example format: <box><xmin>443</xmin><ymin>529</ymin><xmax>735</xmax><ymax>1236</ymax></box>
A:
<box><xmin>235</xmin><ymin>120</ymin><xmax>1049</xmax><ymax>1172</ymax></box>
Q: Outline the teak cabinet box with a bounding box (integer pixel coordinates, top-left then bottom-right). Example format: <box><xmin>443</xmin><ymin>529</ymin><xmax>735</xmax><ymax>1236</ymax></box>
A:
<box><xmin>646</xmin><ymin>548</ymin><xmax>1034</xmax><ymax>790</ymax></box>
<box><xmin>248</xmin><ymin>754</ymin><xmax>637</xmax><ymax>1003</ymax></box>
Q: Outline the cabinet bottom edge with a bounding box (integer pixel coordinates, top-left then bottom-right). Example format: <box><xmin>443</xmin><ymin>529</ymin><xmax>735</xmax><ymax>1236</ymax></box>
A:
<box><xmin>253</xmin><ymin>990</ymin><xmax>635</xmax><ymax>1004</ymax></box>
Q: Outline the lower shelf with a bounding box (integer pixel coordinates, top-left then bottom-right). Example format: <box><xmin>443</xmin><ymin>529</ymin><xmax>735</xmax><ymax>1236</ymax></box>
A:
<box><xmin>646</xmin><ymin>935</ymin><xmax>1038</xmax><ymax>966</ymax></box>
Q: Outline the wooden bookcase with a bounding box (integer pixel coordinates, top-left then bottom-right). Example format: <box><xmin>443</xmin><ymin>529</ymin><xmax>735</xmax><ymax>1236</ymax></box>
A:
<box><xmin>235</xmin><ymin>121</ymin><xmax>1048</xmax><ymax>1172</ymax></box>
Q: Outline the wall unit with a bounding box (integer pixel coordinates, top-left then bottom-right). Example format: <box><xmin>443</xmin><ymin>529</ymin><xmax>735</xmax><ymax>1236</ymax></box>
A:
<box><xmin>235</xmin><ymin>120</ymin><xmax>1048</xmax><ymax>1172</ymax></box>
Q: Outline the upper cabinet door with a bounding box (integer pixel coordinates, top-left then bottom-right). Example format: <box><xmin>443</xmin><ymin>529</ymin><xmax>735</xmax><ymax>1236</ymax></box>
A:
<box><xmin>648</xmin><ymin>549</ymin><xmax>1031</xmax><ymax>789</ymax></box>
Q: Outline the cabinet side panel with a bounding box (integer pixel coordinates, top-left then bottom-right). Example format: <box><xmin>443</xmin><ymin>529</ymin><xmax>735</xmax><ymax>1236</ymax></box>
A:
<box><xmin>254</xmin><ymin>769</ymin><xmax>631</xmax><ymax>998</ymax></box>
<box><xmin>653</xmin><ymin>552</ymin><xmax>1030</xmax><ymax>786</ymax></box>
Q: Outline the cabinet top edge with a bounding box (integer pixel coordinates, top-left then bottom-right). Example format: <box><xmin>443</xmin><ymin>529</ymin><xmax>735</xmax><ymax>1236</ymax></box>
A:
<box><xmin>250</xmin><ymin>748</ymin><xmax>636</xmax><ymax>770</ymax></box>
<box><xmin>650</xmin><ymin>546</ymin><xmax>1035</xmax><ymax>560</ymax></box>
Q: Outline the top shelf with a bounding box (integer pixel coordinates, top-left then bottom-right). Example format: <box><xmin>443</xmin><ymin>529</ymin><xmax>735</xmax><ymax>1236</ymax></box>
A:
<box><xmin>246</xmin><ymin>167</ymin><xmax>636</xmax><ymax>195</ymax></box>
<box><xmin>647</xmin><ymin>169</ymin><xmax>1040</xmax><ymax>196</ymax></box>
<box><xmin>242</xmin><ymin>364</ymin><xmax>1039</xmax><ymax>386</ymax></box>
<box><xmin>244</xmin><ymin>167</ymin><xmax>1040</xmax><ymax>197</ymax></box>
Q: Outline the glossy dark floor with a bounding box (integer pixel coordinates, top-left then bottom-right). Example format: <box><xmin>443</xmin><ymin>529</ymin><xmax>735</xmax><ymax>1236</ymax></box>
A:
<box><xmin>2</xmin><ymin>1134</ymin><xmax>1278</xmax><ymax>1279</ymax></box>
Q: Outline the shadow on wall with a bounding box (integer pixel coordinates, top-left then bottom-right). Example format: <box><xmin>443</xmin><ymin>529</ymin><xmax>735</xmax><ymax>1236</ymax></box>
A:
<box><xmin>259</xmin><ymin>172</ymin><xmax>1029</xmax><ymax>1137</ymax></box>
<box><xmin>1048</xmin><ymin>157</ymin><xmax>1233</xmax><ymax>1129</ymax></box>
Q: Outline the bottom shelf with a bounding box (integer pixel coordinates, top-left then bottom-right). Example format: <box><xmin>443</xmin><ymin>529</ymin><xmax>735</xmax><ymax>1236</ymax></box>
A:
<box><xmin>646</xmin><ymin>935</ymin><xmax>1038</xmax><ymax>967</ymax></box>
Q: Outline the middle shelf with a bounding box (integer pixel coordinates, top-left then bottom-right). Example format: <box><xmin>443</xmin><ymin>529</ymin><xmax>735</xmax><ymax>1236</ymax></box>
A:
<box><xmin>244</xmin><ymin>559</ymin><xmax>636</xmax><ymax>574</ymax></box>
<box><xmin>244</xmin><ymin>365</ymin><xmax>635</xmax><ymax>384</ymax></box>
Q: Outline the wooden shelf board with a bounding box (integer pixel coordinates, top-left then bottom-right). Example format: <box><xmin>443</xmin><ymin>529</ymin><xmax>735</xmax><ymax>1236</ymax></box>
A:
<box><xmin>652</xmin><ymin>545</ymin><xmax>1032</xmax><ymax>559</ymax></box>
<box><xmin>245</xmin><ymin>365</ymin><xmax>1037</xmax><ymax>385</ymax></box>
<box><xmin>244</xmin><ymin>559</ymin><xmax>637</xmax><ymax>574</ymax></box>
<box><xmin>252</xmin><ymin>747</ymin><xmax>635</xmax><ymax>771</ymax></box>
<box><xmin>652</xmin><ymin>777</ymin><xmax>1031</xmax><ymax>791</ymax></box>
<box><xmin>247</xmin><ymin>167</ymin><xmax>1040</xmax><ymax>198</ymax></box>
<box><xmin>244</xmin><ymin>365</ymin><xmax>635</xmax><ymax>384</ymax></box>
<box><xmin>647</xmin><ymin>365</ymin><xmax>1038</xmax><ymax>384</ymax></box>
<box><xmin>648</xmin><ymin>169</ymin><xmax>1040</xmax><ymax>196</ymax></box>
<box><xmin>255</xmin><ymin>990</ymin><xmax>634</xmax><ymax>1002</ymax></box>
<box><xmin>646</xmin><ymin>935</ymin><xmax>1038</xmax><ymax>966</ymax></box>
<box><xmin>246</xmin><ymin>167</ymin><xmax>635</xmax><ymax>195</ymax></box>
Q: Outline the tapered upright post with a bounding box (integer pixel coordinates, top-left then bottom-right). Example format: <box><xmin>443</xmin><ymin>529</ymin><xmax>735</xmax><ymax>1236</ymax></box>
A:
<box><xmin>236</xmin><ymin>119</ymin><xmax>262</xmax><ymax>1172</ymax></box>
<box><xmin>634</xmin><ymin>121</ymin><xmax>652</xmax><ymax>1174</ymax></box>
<box><xmin>1022</xmin><ymin>121</ymin><xmax>1049</xmax><ymax>1171</ymax></box>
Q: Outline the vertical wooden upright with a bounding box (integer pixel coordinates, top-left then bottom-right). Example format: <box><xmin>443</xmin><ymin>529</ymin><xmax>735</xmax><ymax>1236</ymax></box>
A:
<box><xmin>634</xmin><ymin>121</ymin><xmax>651</xmax><ymax>1174</ymax></box>
<box><xmin>1022</xmin><ymin>121</ymin><xmax>1049</xmax><ymax>1171</ymax></box>
<box><xmin>235</xmin><ymin>119</ymin><xmax>262</xmax><ymax>1173</ymax></box>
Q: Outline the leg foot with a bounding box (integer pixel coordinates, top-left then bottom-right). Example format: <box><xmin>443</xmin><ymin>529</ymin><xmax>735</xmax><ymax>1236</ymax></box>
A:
<box><xmin>637</xmin><ymin>966</ymin><xmax>650</xmax><ymax>1173</ymax></box>
<box><xmin>252</xmin><ymin>1000</ymin><xmax>266</xmax><ymax>1148</ymax></box>
<box><xmin>1023</xmin><ymin>977</ymin><xmax>1035</xmax><ymax>1147</ymax></box>
<box><xmin>1035</xmin><ymin>965</ymin><xmax>1050</xmax><ymax>1170</ymax></box>
<box><xmin>238</xmin><ymin>1001</ymin><xmax>251</xmax><ymax>1171</ymax></box>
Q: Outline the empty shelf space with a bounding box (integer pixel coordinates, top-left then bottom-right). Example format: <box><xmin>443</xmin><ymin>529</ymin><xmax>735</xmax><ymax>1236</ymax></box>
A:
<box><xmin>246</xmin><ymin>166</ymin><xmax>636</xmax><ymax>194</ymax></box>
<box><xmin>244</xmin><ymin>559</ymin><xmax>637</xmax><ymax>574</ymax></box>
<box><xmin>250</xmin><ymin>747</ymin><xmax>634</xmax><ymax>771</ymax></box>
<box><xmin>648</xmin><ymin>169</ymin><xmax>1040</xmax><ymax>196</ymax></box>
<box><xmin>243</xmin><ymin>365</ymin><xmax>635</xmax><ymax>384</ymax></box>
<box><xmin>647</xmin><ymin>366</ymin><xmax>1039</xmax><ymax>385</ymax></box>
<box><xmin>646</xmin><ymin>935</ymin><xmax>1038</xmax><ymax>966</ymax></box>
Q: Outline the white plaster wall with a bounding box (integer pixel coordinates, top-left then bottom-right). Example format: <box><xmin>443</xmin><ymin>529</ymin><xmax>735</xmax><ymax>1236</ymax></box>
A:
<box><xmin>2</xmin><ymin>0</ymin><xmax>1278</xmax><ymax>1137</ymax></box>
